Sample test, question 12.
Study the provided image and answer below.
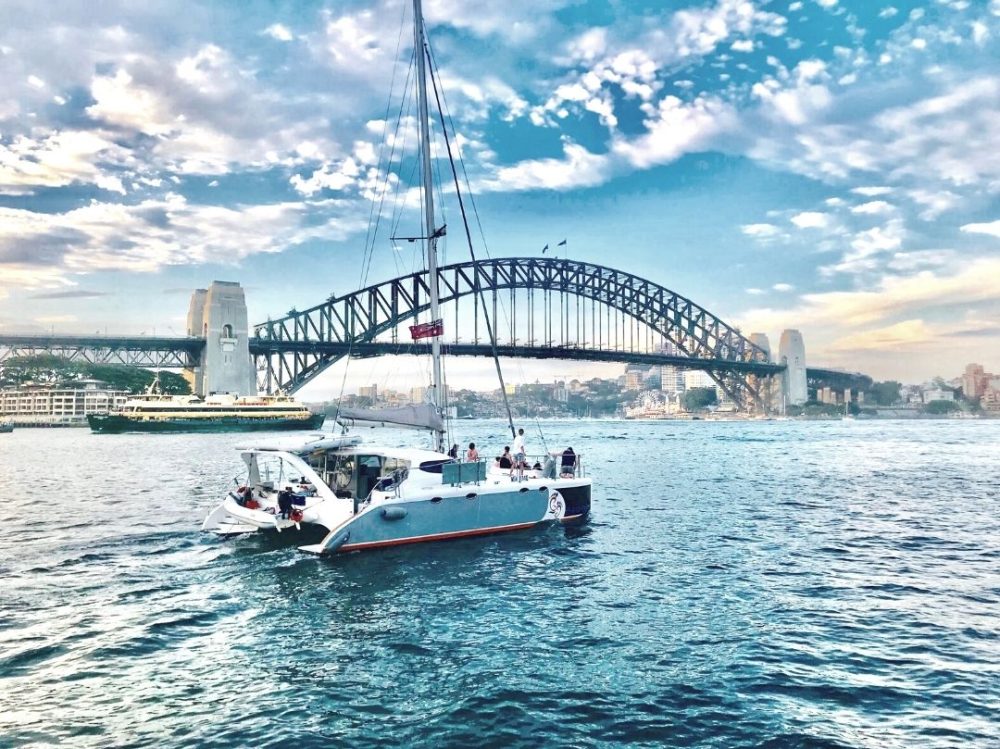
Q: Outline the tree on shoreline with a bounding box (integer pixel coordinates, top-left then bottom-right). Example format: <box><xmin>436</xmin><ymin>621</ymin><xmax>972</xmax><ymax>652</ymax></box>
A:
<box><xmin>0</xmin><ymin>355</ymin><xmax>190</xmax><ymax>394</ymax></box>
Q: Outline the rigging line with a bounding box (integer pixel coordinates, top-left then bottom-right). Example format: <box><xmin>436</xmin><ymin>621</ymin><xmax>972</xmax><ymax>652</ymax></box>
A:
<box><xmin>426</xmin><ymin>41</ymin><xmax>515</xmax><ymax>441</ymax></box>
<box><xmin>364</xmin><ymin>49</ymin><xmax>416</xmax><ymax>287</ymax></box>
<box><xmin>336</xmin><ymin>0</ymin><xmax>409</xmax><ymax>417</ymax></box>
<box><xmin>387</xmin><ymin>59</ymin><xmax>417</xmax><ymax>239</ymax></box>
<box><xmin>425</xmin><ymin>43</ymin><xmax>493</xmax><ymax>261</ymax></box>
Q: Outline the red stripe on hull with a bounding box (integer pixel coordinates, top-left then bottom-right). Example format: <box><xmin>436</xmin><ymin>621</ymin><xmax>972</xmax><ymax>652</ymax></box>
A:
<box><xmin>338</xmin><ymin>520</ymin><xmax>539</xmax><ymax>552</ymax></box>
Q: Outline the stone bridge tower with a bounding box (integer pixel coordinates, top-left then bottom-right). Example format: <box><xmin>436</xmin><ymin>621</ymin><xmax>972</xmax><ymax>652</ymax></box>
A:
<box><xmin>186</xmin><ymin>281</ymin><xmax>255</xmax><ymax>396</ymax></box>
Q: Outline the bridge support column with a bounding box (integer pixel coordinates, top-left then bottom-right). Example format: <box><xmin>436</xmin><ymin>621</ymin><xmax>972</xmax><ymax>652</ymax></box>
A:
<box><xmin>186</xmin><ymin>282</ymin><xmax>255</xmax><ymax>396</ymax></box>
<box><xmin>778</xmin><ymin>329</ymin><xmax>807</xmax><ymax>410</ymax></box>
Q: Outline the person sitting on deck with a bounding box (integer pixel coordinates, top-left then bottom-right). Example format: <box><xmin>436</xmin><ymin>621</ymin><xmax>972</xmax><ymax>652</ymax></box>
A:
<box><xmin>560</xmin><ymin>447</ymin><xmax>577</xmax><ymax>478</ymax></box>
<box><xmin>277</xmin><ymin>486</ymin><xmax>295</xmax><ymax>519</ymax></box>
<box><xmin>497</xmin><ymin>446</ymin><xmax>513</xmax><ymax>470</ymax></box>
<box><xmin>467</xmin><ymin>442</ymin><xmax>479</xmax><ymax>462</ymax></box>
<box><xmin>448</xmin><ymin>444</ymin><xmax>459</xmax><ymax>459</ymax></box>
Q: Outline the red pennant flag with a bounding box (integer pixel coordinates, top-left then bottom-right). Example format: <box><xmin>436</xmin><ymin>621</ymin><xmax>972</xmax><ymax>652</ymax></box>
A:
<box><xmin>409</xmin><ymin>319</ymin><xmax>444</xmax><ymax>340</ymax></box>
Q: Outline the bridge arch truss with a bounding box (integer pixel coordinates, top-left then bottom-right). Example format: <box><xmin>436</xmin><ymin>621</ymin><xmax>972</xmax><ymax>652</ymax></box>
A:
<box><xmin>252</xmin><ymin>257</ymin><xmax>779</xmax><ymax>410</ymax></box>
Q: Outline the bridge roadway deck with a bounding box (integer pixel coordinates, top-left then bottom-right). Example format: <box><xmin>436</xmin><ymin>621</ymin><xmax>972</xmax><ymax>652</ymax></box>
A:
<box><xmin>249</xmin><ymin>340</ymin><xmax>786</xmax><ymax>376</ymax></box>
<box><xmin>2</xmin><ymin>334</ymin><xmax>876</xmax><ymax>385</ymax></box>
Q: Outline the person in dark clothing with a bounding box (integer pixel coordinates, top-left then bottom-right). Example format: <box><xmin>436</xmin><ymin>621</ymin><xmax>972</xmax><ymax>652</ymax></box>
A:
<box><xmin>498</xmin><ymin>446</ymin><xmax>513</xmax><ymax>469</ymax></box>
<box><xmin>277</xmin><ymin>486</ymin><xmax>294</xmax><ymax>519</ymax></box>
<box><xmin>560</xmin><ymin>447</ymin><xmax>577</xmax><ymax>477</ymax></box>
<box><xmin>448</xmin><ymin>444</ymin><xmax>459</xmax><ymax>459</ymax></box>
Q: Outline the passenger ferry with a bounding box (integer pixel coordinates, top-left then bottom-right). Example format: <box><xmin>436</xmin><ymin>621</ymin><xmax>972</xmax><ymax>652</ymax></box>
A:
<box><xmin>87</xmin><ymin>390</ymin><xmax>324</xmax><ymax>433</ymax></box>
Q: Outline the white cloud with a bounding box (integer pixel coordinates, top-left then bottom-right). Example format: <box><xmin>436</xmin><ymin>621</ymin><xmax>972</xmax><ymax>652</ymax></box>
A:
<box><xmin>741</xmin><ymin>223</ymin><xmax>781</xmax><ymax>238</ymax></box>
<box><xmin>479</xmin><ymin>140</ymin><xmax>611</xmax><ymax>192</ymax></box>
<box><xmin>611</xmin><ymin>95</ymin><xmax>734</xmax><ymax>169</ymax></box>
<box><xmin>772</xmin><ymin>282</ymin><xmax>794</xmax><ymax>292</ymax></box>
<box><xmin>852</xmin><ymin>186</ymin><xmax>893</xmax><ymax>197</ymax></box>
<box><xmin>850</xmin><ymin>200</ymin><xmax>893</xmax><ymax>215</ymax></box>
<box><xmin>263</xmin><ymin>23</ymin><xmax>293</xmax><ymax>42</ymax></box>
<box><xmin>731</xmin><ymin>39</ymin><xmax>754</xmax><ymax>53</ymax></box>
<box><xmin>790</xmin><ymin>211</ymin><xmax>831</xmax><ymax>229</ymax></box>
<box><xmin>0</xmin><ymin>194</ymin><xmax>370</xmax><ymax>291</ymax></box>
<box><xmin>0</xmin><ymin>130</ymin><xmax>127</xmax><ymax>195</ymax></box>
<box><xmin>961</xmin><ymin>221</ymin><xmax>1000</xmax><ymax>238</ymax></box>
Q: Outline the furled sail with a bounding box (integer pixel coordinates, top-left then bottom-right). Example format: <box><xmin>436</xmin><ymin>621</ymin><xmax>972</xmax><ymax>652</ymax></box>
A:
<box><xmin>336</xmin><ymin>403</ymin><xmax>444</xmax><ymax>432</ymax></box>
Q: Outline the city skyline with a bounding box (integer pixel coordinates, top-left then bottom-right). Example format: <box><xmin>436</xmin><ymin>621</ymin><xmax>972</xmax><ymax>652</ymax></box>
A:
<box><xmin>1</xmin><ymin>0</ymin><xmax>999</xmax><ymax>396</ymax></box>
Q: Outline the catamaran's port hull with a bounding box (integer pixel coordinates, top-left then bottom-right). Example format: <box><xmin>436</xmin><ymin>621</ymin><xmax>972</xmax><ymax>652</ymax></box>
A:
<box><xmin>320</xmin><ymin>481</ymin><xmax>591</xmax><ymax>554</ymax></box>
<box><xmin>87</xmin><ymin>413</ymin><xmax>325</xmax><ymax>433</ymax></box>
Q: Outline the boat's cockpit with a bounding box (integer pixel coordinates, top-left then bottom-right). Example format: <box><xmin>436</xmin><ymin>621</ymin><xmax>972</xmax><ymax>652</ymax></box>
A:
<box><xmin>238</xmin><ymin>436</ymin><xmax>449</xmax><ymax>508</ymax></box>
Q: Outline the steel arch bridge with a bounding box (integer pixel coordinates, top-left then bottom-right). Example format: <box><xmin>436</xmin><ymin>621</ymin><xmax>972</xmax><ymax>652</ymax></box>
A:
<box><xmin>252</xmin><ymin>256</ymin><xmax>781</xmax><ymax>409</ymax></box>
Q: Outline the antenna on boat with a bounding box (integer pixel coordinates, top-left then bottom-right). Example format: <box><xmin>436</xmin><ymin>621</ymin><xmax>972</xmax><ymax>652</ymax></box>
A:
<box><xmin>413</xmin><ymin>0</ymin><xmax>446</xmax><ymax>453</ymax></box>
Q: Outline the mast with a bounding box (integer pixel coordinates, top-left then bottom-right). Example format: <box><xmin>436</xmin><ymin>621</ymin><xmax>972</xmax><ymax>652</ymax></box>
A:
<box><xmin>413</xmin><ymin>0</ymin><xmax>445</xmax><ymax>452</ymax></box>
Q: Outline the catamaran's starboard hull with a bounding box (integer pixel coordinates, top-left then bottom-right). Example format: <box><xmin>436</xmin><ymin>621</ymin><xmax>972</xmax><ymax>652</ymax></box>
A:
<box><xmin>88</xmin><ymin>413</ymin><xmax>326</xmax><ymax>433</ymax></box>
<box><xmin>321</xmin><ymin>481</ymin><xmax>591</xmax><ymax>554</ymax></box>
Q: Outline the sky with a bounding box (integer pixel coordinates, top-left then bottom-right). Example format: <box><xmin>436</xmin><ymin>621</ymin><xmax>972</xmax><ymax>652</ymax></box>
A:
<box><xmin>1</xmin><ymin>0</ymin><xmax>998</xmax><ymax>396</ymax></box>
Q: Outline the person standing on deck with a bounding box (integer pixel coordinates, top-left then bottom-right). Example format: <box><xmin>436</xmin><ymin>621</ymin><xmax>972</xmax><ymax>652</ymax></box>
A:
<box><xmin>467</xmin><ymin>442</ymin><xmax>479</xmax><ymax>462</ymax></box>
<box><xmin>513</xmin><ymin>428</ymin><xmax>527</xmax><ymax>471</ymax></box>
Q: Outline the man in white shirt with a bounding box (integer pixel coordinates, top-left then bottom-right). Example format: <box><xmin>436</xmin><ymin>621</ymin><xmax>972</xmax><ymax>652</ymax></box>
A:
<box><xmin>513</xmin><ymin>428</ymin><xmax>527</xmax><ymax>469</ymax></box>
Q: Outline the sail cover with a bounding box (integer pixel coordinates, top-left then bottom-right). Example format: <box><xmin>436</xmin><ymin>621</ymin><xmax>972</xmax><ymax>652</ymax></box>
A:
<box><xmin>336</xmin><ymin>403</ymin><xmax>444</xmax><ymax>432</ymax></box>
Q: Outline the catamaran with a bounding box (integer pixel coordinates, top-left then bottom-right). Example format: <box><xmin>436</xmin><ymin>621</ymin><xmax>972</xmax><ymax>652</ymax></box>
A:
<box><xmin>200</xmin><ymin>0</ymin><xmax>592</xmax><ymax>553</ymax></box>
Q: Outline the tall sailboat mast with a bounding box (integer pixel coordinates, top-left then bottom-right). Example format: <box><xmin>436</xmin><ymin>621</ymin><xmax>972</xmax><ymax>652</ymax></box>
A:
<box><xmin>413</xmin><ymin>0</ymin><xmax>445</xmax><ymax>452</ymax></box>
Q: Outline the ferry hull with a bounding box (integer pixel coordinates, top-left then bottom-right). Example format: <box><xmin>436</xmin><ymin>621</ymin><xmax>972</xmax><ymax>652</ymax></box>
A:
<box><xmin>324</xmin><ymin>481</ymin><xmax>591</xmax><ymax>554</ymax></box>
<box><xmin>87</xmin><ymin>413</ymin><xmax>325</xmax><ymax>434</ymax></box>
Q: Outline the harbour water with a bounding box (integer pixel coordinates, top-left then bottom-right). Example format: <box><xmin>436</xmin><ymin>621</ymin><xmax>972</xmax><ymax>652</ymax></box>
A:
<box><xmin>1</xmin><ymin>420</ymin><xmax>997</xmax><ymax>747</ymax></box>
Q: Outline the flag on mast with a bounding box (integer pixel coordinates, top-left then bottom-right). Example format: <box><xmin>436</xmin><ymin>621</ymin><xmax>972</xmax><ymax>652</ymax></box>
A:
<box><xmin>541</xmin><ymin>244</ymin><xmax>549</xmax><ymax>253</ymax></box>
<box><xmin>557</xmin><ymin>239</ymin><xmax>567</xmax><ymax>247</ymax></box>
<box><xmin>410</xmin><ymin>319</ymin><xmax>444</xmax><ymax>340</ymax></box>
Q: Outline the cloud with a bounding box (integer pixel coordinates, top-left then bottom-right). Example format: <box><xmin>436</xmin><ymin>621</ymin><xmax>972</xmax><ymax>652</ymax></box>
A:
<box><xmin>29</xmin><ymin>289</ymin><xmax>110</xmax><ymax>300</ymax></box>
<box><xmin>263</xmin><ymin>23</ymin><xmax>293</xmax><ymax>42</ymax></box>
<box><xmin>790</xmin><ymin>211</ymin><xmax>831</xmax><ymax>229</ymax></box>
<box><xmin>960</xmin><ymin>220</ymin><xmax>1000</xmax><ymax>238</ymax></box>
<box><xmin>742</xmin><ymin>257</ymin><xmax>1000</xmax><ymax>332</ymax></box>
<box><xmin>0</xmin><ymin>194</ymin><xmax>370</xmax><ymax>291</ymax></box>
<box><xmin>772</xmin><ymin>282</ymin><xmax>794</xmax><ymax>292</ymax></box>
<box><xmin>0</xmin><ymin>130</ymin><xmax>128</xmax><ymax>195</ymax></box>
<box><xmin>741</xmin><ymin>223</ymin><xmax>781</xmax><ymax>238</ymax></box>
<box><xmin>478</xmin><ymin>140</ymin><xmax>611</xmax><ymax>192</ymax></box>
<box><xmin>850</xmin><ymin>200</ymin><xmax>893</xmax><ymax>215</ymax></box>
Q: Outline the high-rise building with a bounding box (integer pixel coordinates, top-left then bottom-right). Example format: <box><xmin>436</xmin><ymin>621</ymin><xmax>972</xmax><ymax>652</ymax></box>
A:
<box><xmin>962</xmin><ymin>363</ymin><xmax>992</xmax><ymax>399</ymax></box>
<box><xmin>749</xmin><ymin>333</ymin><xmax>771</xmax><ymax>361</ymax></box>
<box><xmin>624</xmin><ymin>366</ymin><xmax>644</xmax><ymax>390</ymax></box>
<box><xmin>659</xmin><ymin>341</ymin><xmax>685</xmax><ymax>395</ymax></box>
<box><xmin>358</xmin><ymin>384</ymin><xmax>378</xmax><ymax>401</ymax></box>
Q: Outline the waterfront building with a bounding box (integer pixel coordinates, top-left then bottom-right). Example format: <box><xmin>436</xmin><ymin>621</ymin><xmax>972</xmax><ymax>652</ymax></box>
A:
<box><xmin>358</xmin><ymin>385</ymin><xmax>378</xmax><ymax>401</ymax></box>
<box><xmin>922</xmin><ymin>388</ymin><xmax>954</xmax><ymax>403</ymax></box>
<box><xmin>0</xmin><ymin>380</ymin><xmax>130</xmax><ymax>426</ymax></box>
<box><xmin>981</xmin><ymin>389</ymin><xmax>1000</xmax><ymax>413</ymax></box>
<box><xmin>683</xmin><ymin>370</ymin><xmax>716</xmax><ymax>391</ymax></box>
<box><xmin>409</xmin><ymin>386</ymin><xmax>427</xmax><ymax>404</ymax></box>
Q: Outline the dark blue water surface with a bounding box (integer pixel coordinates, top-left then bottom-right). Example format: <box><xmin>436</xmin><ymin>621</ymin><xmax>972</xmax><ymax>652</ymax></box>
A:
<box><xmin>1</xmin><ymin>419</ymin><xmax>998</xmax><ymax>748</ymax></box>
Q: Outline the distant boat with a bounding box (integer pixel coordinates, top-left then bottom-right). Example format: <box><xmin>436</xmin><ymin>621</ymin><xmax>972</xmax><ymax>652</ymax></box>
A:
<box><xmin>87</xmin><ymin>381</ymin><xmax>323</xmax><ymax>433</ymax></box>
